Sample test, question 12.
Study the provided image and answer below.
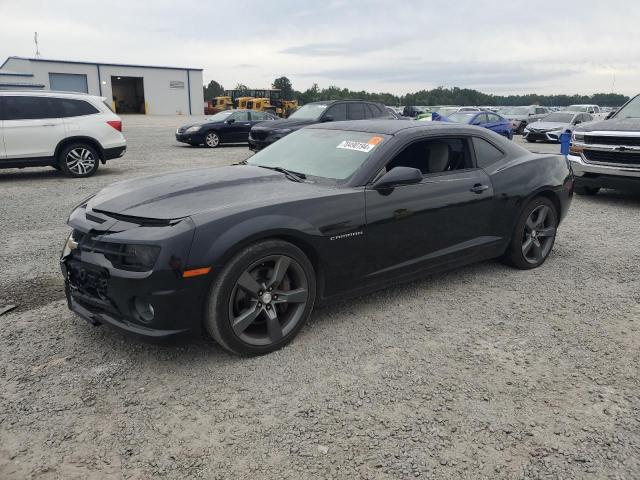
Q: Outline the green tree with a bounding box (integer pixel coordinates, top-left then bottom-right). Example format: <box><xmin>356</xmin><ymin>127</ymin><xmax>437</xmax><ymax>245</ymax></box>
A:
<box><xmin>234</xmin><ymin>83</ymin><xmax>251</xmax><ymax>96</ymax></box>
<box><xmin>203</xmin><ymin>80</ymin><xmax>224</xmax><ymax>101</ymax></box>
<box><xmin>272</xmin><ymin>76</ymin><xmax>295</xmax><ymax>100</ymax></box>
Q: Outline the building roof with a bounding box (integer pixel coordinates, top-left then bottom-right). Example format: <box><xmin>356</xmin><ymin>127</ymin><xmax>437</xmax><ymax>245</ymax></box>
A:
<box><xmin>0</xmin><ymin>69</ymin><xmax>34</xmax><ymax>77</ymax></box>
<box><xmin>1</xmin><ymin>56</ymin><xmax>203</xmax><ymax>72</ymax></box>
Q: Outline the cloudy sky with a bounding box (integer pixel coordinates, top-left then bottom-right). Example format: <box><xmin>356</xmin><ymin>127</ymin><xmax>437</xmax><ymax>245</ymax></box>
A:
<box><xmin>1</xmin><ymin>0</ymin><xmax>638</xmax><ymax>96</ymax></box>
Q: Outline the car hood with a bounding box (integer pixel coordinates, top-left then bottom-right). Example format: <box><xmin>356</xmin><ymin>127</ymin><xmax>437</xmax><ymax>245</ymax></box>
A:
<box><xmin>251</xmin><ymin>117</ymin><xmax>317</xmax><ymax>131</ymax></box>
<box><xmin>86</xmin><ymin>166</ymin><xmax>330</xmax><ymax>220</ymax></box>
<box><xmin>575</xmin><ymin>117</ymin><xmax>640</xmax><ymax>133</ymax></box>
<box><xmin>179</xmin><ymin>120</ymin><xmax>220</xmax><ymax>129</ymax></box>
<box><xmin>527</xmin><ymin>121</ymin><xmax>569</xmax><ymax>131</ymax></box>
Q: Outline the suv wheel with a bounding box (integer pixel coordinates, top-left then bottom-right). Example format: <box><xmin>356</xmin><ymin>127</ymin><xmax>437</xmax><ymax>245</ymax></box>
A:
<box><xmin>58</xmin><ymin>143</ymin><xmax>100</xmax><ymax>178</ymax></box>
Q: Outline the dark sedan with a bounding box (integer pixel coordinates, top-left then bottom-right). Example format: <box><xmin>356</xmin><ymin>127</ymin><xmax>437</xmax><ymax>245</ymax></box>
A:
<box><xmin>248</xmin><ymin>100</ymin><xmax>393</xmax><ymax>151</ymax></box>
<box><xmin>61</xmin><ymin>121</ymin><xmax>573</xmax><ymax>355</ymax></box>
<box><xmin>176</xmin><ymin>109</ymin><xmax>278</xmax><ymax>148</ymax></box>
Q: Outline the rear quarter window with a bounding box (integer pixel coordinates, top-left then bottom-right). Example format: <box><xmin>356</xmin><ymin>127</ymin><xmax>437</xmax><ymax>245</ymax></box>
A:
<box><xmin>53</xmin><ymin>98</ymin><xmax>100</xmax><ymax>117</ymax></box>
<box><xmin>472</xmin><ymin>137</ymin><xmax>505</xmax><ymax>168</ymax></box>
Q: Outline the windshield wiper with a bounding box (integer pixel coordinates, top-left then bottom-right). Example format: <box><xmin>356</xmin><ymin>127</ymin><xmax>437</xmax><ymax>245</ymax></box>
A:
<box><xmin>258</xmin><ymin>165</ymin><xmax>306</xmax><ymax>182</ymax></box>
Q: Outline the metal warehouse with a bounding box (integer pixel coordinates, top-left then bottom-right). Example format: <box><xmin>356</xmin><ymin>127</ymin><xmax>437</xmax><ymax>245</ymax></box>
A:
<box><xmin>0</xmin><ymin>56</ymin><xmax>204</xmax><ymax>115</ymax></box>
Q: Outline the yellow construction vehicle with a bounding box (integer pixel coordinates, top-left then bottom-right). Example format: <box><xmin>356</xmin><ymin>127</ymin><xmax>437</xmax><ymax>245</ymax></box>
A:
<box><xmin>234</xmin><ymin>96</ymin><xmax>255</xmax><ymax>109</ymax></box>
<box><xmin>249</xmin><ymin>89</ymin><xmax>298</xmax><ymax>117</ymax></box>
<box><xmin>205</xmin><ymin>96</ymin><xmax>233</xmax><ymax>114</ymax></box>
<box><xmin>246</xmin><ymin>97</ymin><xmax>277</xmax><ymax>115</ymax></box>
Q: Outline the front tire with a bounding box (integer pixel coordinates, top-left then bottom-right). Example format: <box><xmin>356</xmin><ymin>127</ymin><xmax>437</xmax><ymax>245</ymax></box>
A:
<box><xmin>58</xmin><ymin>143</ymin><xmax>100</xmax><ymax>178</ymax></box>
<box><xmin>204</xmin><ymin>131</ymin><xmax>220</xmax><ymax>148</ymax></box>
<box><xmin>503</xmin><ymin>197</ymin><xmax>558</xmax><ymax>270</ymax></box>
<box><xmin>205</xmin><ymin>240</ymin><xmax>316</xmax><ymax>356</ymax></box>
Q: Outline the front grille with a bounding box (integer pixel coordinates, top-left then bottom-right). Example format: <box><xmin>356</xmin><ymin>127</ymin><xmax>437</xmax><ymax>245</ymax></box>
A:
<box><xmin>585</xmin><ymin>135</ymin><xmax>640</xmax><ymax>147</ymax></box>
<box><xmin>251</xmin><ymin>130</ymin><xmax>268</xmax><ymax>141</ymax></box>
<box><xmin>66</xmin><ymin>260</ymin><xmax>109</xmax><ymax>301</ymax></box>
<box><xmin>584</xmin><ymin>150</ymin><xmax>640</xmax><ymax>167</ymax></box>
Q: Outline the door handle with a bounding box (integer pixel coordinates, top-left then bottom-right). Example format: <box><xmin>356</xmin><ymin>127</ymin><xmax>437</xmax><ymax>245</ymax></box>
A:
<box><xmin>244</xmin><ymin>123</ymin><xmax>251</xmax><ymax>126</ymax></box>
<box><xmin>470</xmin><ymin>184</ymin><xmax>489</xmax><ymax>194</ymax></box>
<box><xmin>42</xmin><ymin>123</ymin><xmax>57</xmax><ymax>127</ymax></box>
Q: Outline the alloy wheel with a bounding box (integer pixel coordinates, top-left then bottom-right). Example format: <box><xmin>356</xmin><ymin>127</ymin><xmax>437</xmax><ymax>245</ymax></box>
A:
<box><xmin>521</xmin><ymin>205</ymin><xmax>556</xmax><ymax>264</ymax></box>
<box><xmin>228</xmin><ymin>255</ymin><xmax>309</xmax><ymax>346</ymax></box>
<box><xmin>66</xmin><ymin>148</ymin><xmax>96</xmax><ymax>175</ymax></box>
<box><xmin>205</xmin><ymin>133</ymin><xmax>220</xmax><ymax>147</ymax></box>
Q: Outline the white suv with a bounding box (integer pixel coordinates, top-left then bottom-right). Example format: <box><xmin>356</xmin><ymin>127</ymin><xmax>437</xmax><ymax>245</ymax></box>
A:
<box><xmin>0</xmin><ymin>91</ymin><xmax>126</xmax><ymax>177</ymax></box>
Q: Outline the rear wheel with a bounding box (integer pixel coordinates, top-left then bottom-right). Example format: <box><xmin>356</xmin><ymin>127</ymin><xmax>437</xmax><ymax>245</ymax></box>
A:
<box><xmin>204</xmin><ymin>131</ymin><xmax>220</xmax><ymax>148</ymax></box>
<box><xmin>504</xmin><ymin>197</ymin><xmax>558</xmax><ymax>269</ymax></box>
<box><xmin>575</xmin><ymin>185</ymin><xmax>600</xmax><ymax>196</ymax></box>
<box><xmin>205</xmin><ymin>240</ymin><xmax>316</xmax><ymax>355</ymax></box>
<box><xmin>58</xmin><ymin>143</ymin><xmax>100</xmax><ymax>178</ymax></box>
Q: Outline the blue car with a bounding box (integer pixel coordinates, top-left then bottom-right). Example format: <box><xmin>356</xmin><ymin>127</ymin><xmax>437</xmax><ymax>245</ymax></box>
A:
<box><xmin>435</xmin><ymin>110</ymin><xmax>513</xmax><ymax>139</ymax></box>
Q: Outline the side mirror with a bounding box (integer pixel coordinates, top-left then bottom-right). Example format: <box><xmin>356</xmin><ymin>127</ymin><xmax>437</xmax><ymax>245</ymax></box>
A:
<box><xmin>574</xmin><ymin>119</ymin><xmax>582</xmax><ymax>125</ymax></box>
<box><xmin>226</xmin><ymin>118</ymin><xmax>236</xmax><ymax>124</ymax></box>
<box><xmin>606</xmin><ymin>111</ymin><xmax>614</xmax><ymax>120</ymax></box>
<box><xmin>321</xmin><ymin>115</ymin><xmax>334</xmax><ymax>123</ymax></box>
<box><xmin>372</xmin><ymin>167</ymin><xmax>422</xmax><ymax>189</ymax></box>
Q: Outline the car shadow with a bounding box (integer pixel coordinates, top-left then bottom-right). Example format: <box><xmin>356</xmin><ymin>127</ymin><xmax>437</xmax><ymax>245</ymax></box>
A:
<box><xmin>0</xmin><ymin>166</ymin><xmax>121</xmax><ymax>182</ymax></box>
<box><xmin>174</xmin><ymin>143</ymin><xmax>250</xmax><ymax>149</ymax></box>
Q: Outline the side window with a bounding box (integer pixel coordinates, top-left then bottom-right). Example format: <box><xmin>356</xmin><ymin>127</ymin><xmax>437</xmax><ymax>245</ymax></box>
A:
<box><xmin>2</xmin><ymin>96</ymin><xmax>57</xmax><ymax>120</ymax></box>
<box><xmin>472</xmin><ymin>137</ymin><xmax>504</xmax><ymax>168</ymax></box>
<box><xmin>535</xmin><ymin>107</ymin><xmax>546</xmax><ymax>114</ymax></box>
<box><xmin>52</xmin><ymin>98</ymin><xmax>100</xmax><ymax>117</ymax></box>
<box><xmin>347</xmin><ymin>103</ymin><xmax>366</xmax><ymax>120</ymax></box>
<box><xmin>231</xmin><ymin>111</ymin><xmax>250</xmax><ymax>121</ymax></box>
<box><xmin>487</xmin><ymin>113</ymin><xmax>501</xmax><ymax>123</ymax></box>
<box><xmin>385</xmin><ymin>138</ymin><xmax>474</xmax><ymax>176</ymax></box>
<box><xmin>581</xmin><ymin>114</ymin><xmax>592</xmax><ymax>122</ymax></box>
<box><xmin>250</xmin><ymin>111</ymin><xmax>266</xmax><ymax>121</ymax></box>
<box><xmin>325</xmin><ymin>103</ymin><xmax>347</xmax><ymax>121</ymax></box>
<box><xmin>473</xmin><ymin>113</ymin><xmax>488</xmax><ymax>124</ymax></box>
<box><xmin>366</xmin><ymin>104</ymin><xmax>384</xmax><ymax>118</ymax></box>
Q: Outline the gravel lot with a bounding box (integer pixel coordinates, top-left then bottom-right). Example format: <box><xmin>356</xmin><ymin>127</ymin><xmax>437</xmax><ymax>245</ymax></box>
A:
<box><xmin>1</xmin><ymin>115</ymin><xmax>639</xmax><ymax>479</ymax></box>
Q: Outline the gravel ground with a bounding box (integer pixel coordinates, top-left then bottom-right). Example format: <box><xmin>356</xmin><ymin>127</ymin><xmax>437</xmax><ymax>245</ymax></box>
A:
<box><xmin>1</xmin><ymin>116</ymin><xmax>639</xmax><ymax>479</ymax></box>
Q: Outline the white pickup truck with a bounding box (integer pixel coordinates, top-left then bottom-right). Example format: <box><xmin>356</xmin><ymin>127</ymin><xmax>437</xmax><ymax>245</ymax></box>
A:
<box><xmin>565</xmin><ymin>104</ymin><xmax>608</xmax><ymax>121</ymax></box>
<box><xmin>568</xmin><ymin>95</ymin><xmax>640</xmax><ymax>195</ymax></box>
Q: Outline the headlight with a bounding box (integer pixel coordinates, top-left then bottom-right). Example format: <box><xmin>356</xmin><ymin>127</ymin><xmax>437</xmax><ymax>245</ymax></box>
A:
<box><xmin>120</xmin><ymin>244</ymin><xmax>161</xmax><ymax>271</ymax></box>
<box><xmin>572</xmin><ymin>132</ymin><xmax>585</xmax><ymax>142</ymax></box>
<box><xmin>185</xmin><ymin>125</ymin><xmax>201</xmax><ymax>134</ymax></box>
<box><xmin>61</xmin><ymin>231</ymin><xmax>78</xmax><ymax>258</ymax></box>
<box><xmin>524</xmin><ymin>127</ymin><xmax>530</xmax><ymax>132</ymax></box>
<box><xmin>273</xmin><ymin>128</ymin><xmax>292</xmax><ymax>135</ymax></box>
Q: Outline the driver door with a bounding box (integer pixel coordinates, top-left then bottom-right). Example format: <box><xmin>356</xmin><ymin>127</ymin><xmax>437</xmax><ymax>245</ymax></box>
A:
<box><xmin>225</xmin><ymin>111</ymin><xmax>251</xmax><ymax>142</ymax></box>
<box><xmin>364</xmin><ymin>136</ymin><xmax>498</xmax><ymax>286</ymax></box>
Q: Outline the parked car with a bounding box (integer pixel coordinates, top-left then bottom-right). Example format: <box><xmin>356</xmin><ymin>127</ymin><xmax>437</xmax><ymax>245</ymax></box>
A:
<box><xmin>564</xmin><ymin>104</ymin><xmax>607</xmax><ymax>121</ymax></box>
<box><xmin>0</xmin><ymin>90</ymin><xmax>126</xmax><ymax>177</ymax></box>
<box><xmin>249</xmin><ymin>100</ymin><xmax>392</xmax><ymax>151</ymax></box>
<box><xmin>418</xmin><ymin>106</ymin><xmax>481</xmax><ymax>121</ymax></box>
<box><xmin>61</xmin><ymin>120</ymin><xmax>572</xmax><ymax>355</ymax></box>
<box><xmin>402</xmin><ymin>105</ymin><xmax>430</xmax><ymax>117</ymax></box>
<box><xmin>176</xmin><ymin>109</ymin><xmax>278</xmax><ymax>148</ymax></box>
<box><xmin>499</xmin><ymin>106</ymin><xmax>551</xmax><ymax>134</ymax></box>
<box><xmin>435</xmin><ymin>110</ymin><xmax>513</xmax><ymax>139</ymax></box>
<box><xmin>523</xmin><ymin>111</ymin><xmax>593</xmax><ymax>143</ymax></box>
<box><xmin>569</xmin><ymin>94</ymin><xmax>640</xmax><ymax>195</ymax></box>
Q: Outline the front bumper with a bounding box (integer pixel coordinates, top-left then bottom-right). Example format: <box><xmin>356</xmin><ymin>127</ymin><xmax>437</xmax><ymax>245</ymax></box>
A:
<box><xmin>524</xmin><ymin>130</ymin><xmax>563</xmax><ymax>142</ymax></box>
<box><xmin>61</xmin><ymin>208</ymin><xmax>210</xmax><ymax>339</ymax></box>
<box><xmin>568</xmin><ymin>153</ymin><xmax>640</xmax><ymax>190</ymax></box>
<box><xmin>176</xmin><ymin>132</ymin><xmax>205</xmax><ymax>145</ymax></box>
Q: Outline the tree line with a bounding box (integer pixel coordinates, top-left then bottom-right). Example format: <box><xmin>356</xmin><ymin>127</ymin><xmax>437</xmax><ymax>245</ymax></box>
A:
<box><xmin>204</xmin><ymin>78</ymin><xmax>629</xmax><ymax>108</ymax></box>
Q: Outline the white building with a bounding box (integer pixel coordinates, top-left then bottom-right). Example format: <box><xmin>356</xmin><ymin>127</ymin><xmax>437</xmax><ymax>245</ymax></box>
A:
<box><xmin>0</xmin><ymin>56</ymin><xmax>204</xmax><ymax>115</ymax></box>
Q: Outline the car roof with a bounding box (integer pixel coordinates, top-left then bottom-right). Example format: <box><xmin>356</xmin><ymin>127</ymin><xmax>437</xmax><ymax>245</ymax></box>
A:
<box><xmin>305</xmin><ymin>99</ymin><xmax>378</xmax><ymax>105</ymax></box>
<box><xmin>306</xmin><ymin>120</ymin><xmax>481</xmax><ymax>136</ymax></box>
<box><xmin>0</xmin><ymin>89</ymin><xmax>102</xmax><ymax>100</ymax></box>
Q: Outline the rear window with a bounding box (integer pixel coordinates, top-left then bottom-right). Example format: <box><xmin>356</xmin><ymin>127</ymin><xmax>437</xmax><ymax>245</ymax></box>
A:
<box><xmin>52</xmin><ymin>98</ymin><xmax>100</xmax><ymax>117</ymax></box>
<box><xmin>473</xmin><ymin>137</ymin><xmax>504</xmax><ymax>168</ymax></box>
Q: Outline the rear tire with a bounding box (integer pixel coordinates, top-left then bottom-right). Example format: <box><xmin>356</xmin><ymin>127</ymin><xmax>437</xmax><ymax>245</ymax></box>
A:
<box><xmin>575</xmin><ymin>185</ymin><xmax>600</xmax><ymax>196</ymax></box>
<box><xmin>503</xmin><ymin>197</ymin><xmax>558</xmax><ymax>270</ymax></box>
<box><xmin>205</xmin><ymin>240</ymin><xmax>316</xmax><ymax>356</ymax></box>
<box><xmin>58</xmin><ymin>143</ymin><xmax>100</xmax><ymax>178</ymax></box>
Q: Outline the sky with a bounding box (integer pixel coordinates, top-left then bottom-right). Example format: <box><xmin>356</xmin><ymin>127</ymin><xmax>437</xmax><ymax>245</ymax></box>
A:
<box><xmin>0</xmin><ymin>0</ymin><xmax>638</xmax><ymax>97</ymax></box>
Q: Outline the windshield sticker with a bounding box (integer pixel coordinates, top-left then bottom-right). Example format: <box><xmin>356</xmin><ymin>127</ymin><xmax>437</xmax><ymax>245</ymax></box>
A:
<box><xmin>337</xmin><ymin>137</ymin><xmax>383</xmax><ymax>153</ymax></box>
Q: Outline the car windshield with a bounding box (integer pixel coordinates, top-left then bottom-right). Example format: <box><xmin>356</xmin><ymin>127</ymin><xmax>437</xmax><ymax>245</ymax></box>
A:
<box><xmin>501</xmin><ymin>107</ymin><xmax>528</xmax><ymax>115</ymax></box>
<box><xmin>447</xmin><ymin>112</ymin><xmax>476</xmax><ymax>123</ymax></box>
<box><xmin>208</xmin><ymin>111</ymin><xmax>233</xmax><ymax>121</ymax></box>
<box><xmin>613</xmin><ymin>95</ymin><xmax>640</xmax><ymax>119</ymax></box>
<box><xmin>565</xmin><ymin>105</ymin><xmax>588</xmax><ymax>112</ymax></box>
<box><xmin>247</xmin><ymin>129</ymin><xmax>389</xmax><ymax>181</ymax></box>
<box><xmin>288</xmin><ymin>103</ymin><xmax>328</xmax><ymax>120</ymax></box>
<box><xmin>542</xmin><ymin>113</ymin><xmax>575</xmax><ymax>123</ymax></box>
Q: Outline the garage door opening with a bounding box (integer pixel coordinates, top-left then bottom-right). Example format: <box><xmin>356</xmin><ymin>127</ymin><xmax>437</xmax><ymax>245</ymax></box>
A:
<box><xmin>111</xmin><ymin>76</ymin><xmax>145</xmax><ymax>114</ymax></box>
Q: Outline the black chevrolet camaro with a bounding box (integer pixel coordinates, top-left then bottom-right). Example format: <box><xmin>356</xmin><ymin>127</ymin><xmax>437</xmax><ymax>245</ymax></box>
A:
<box><xmin>61</xmin><ymin>121</ymin><xmax>573</xmax><ymax>355</ymax></box>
